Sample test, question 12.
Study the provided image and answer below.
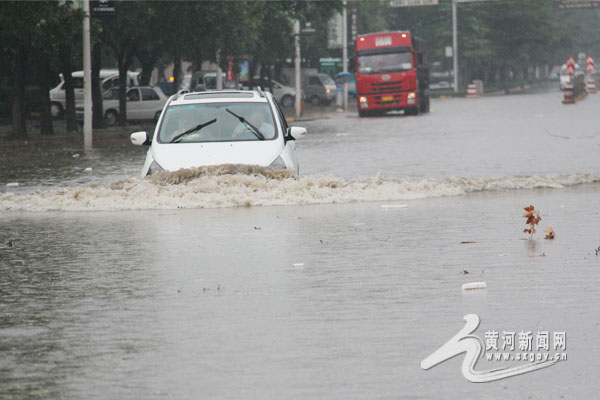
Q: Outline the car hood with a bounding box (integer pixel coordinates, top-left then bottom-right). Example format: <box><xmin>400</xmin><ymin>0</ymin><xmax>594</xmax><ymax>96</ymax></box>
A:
<box><xmin>151</xmin><ymin>140</ymin><xmax>284</xmax><ymax>170</ymax></box>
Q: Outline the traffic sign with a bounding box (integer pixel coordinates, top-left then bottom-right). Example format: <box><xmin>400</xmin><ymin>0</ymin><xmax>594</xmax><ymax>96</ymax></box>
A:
<box><xmin>91</xmin><ymin>0</ymin><xmax>116</xmax><ymax>17</ymax></box>
<box><xmin>555</xmin><ymin>0</ymin><xmax>600</xmax><ymax>9</ymax></box>
<box><xmin>390</xmin><ymin>0</ymin><xmax>438</xmax><ymax>7</ymax></box>
<box><xmin>586</xmin><ymin>56</ymin><xmax>594</xmax><ymax>73</ymax></box>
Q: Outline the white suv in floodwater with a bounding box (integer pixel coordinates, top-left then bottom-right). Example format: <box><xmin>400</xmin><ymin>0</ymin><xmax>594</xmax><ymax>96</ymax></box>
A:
<box><xmin>130</xmin><ymin>90</ymin><xmax>306</xmax><ymax>177</ymax></box>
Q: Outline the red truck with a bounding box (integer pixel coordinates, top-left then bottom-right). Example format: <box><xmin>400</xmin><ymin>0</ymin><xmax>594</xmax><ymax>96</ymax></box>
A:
<box><xmin>355</xmin><ymin>31</ymin><xmax>430</xmax><ymax>117</ymax></box>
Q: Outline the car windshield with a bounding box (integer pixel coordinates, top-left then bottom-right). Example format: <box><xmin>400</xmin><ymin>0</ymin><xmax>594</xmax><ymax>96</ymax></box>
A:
<box><xmin>320</xmin><ymin>74</ymin><xmax>335</xmax><ymax>86</ymax></box>
<box><xmin>103</xmin><ymin>88</ymin><xmax>120</xmax><ymax>100</ymax></box>
<box><xmin>158</xmin><ymin>102</ymin><xmax>277</xmax><ymax>143</ymax></box>
<box><xmin>358</xmin><ymin>51</ymin><xmax>412</xmax><ymax>74</ymax></box>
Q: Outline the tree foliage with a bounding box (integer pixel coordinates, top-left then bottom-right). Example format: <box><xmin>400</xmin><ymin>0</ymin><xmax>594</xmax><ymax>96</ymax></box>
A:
<box><xmin>2</xmin><ymin>0</ymin><xmax>599</xmax><ymax>137</ymax></box>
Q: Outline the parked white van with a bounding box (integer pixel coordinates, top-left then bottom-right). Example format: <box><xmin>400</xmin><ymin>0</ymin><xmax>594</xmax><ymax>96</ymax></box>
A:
<box><xmin>49</xmin><ymin>69</ymin><xmax>139</xmax><ymax>117</ymax></box>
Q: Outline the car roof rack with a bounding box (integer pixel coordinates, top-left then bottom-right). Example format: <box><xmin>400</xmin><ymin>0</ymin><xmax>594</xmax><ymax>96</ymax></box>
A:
<box><xmin>257</xmin><ymin>86</ymin><xmax>265</xmax><ymax>98</ymax></box>
<box><xmin>175</xmin><ymin>89</ymin><xmax>189</xmax><ymax>100</ymax></box>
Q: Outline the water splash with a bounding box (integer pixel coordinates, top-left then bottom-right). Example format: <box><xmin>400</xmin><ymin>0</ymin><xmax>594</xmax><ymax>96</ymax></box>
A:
<box><xmin>1</xmin><ymin>165</ymin><xmax>599</xmax><ymax>212</ymax></box>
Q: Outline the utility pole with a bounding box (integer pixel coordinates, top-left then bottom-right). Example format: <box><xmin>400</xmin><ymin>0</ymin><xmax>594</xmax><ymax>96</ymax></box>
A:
<box><xmin>342</xmin><ymin>0</ymin><xmax>348</xmax><ymax>110</ymax></box>
<box><xmin>452</xmin><ymin>0</ymin><xmax>458</xmax><ymax>93</ymax></box>
<box><xmin>216</xmin><ymin>49</ymin><xmax>223</xmax><ymax>90</ymax></box>
<box><xmin>294</xmin><ymin>20</ymin><xmax>301</xmax><ymax>119</ymax></box>
<box><xmin>452</xmin><ymin>0</ymin><xmax>498</xmax><ymax>93</ymax></box>
<box><xmin>82</xmin><ymin>0</ymin><xmax>92</xmax><ymax>148</ymax></box>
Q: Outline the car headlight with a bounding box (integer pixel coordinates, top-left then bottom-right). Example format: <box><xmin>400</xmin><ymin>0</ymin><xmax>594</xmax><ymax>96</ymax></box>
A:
<box><xmin>147</xmin><ymin>160</ymin><xmax>165</xmax><ymax>175</ymax></box>
<box><xmin>407</xmin><ymin>92</ymin><xmax>416</xmax><ymax>104</ymax></box>
<box><xmin>269</xmin><ymin>155</ymin><xmax>286</xmax><ymax>169</ymax></box>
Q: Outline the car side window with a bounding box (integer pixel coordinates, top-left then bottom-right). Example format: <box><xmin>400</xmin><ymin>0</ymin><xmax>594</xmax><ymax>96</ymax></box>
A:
<box><xmin>141</xmin><ymin>88</ymin><xmax>159</xmax><ymax>101</ymax></box>
<box><xmin>72</xmin><ymin>78</ymin><xmax>84</xmax><ymax>89</ymax></box>
<box><xmin>127</xmin><ymin>89</ymin><xmax>140</xmax><ymax>102</ymax></box>
<box><xmin>102</xmin><ymin>77</ymin><xmax>118</xmax><ymax>91</ymax></box>
<box><xmin>309</xmin><ymin>76</ymin><xmax>321</xmax><ymax>86</ymax></box>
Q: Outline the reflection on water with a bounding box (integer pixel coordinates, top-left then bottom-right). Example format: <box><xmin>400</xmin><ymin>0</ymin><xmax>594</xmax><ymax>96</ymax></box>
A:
<box><xmin>0</xmin><ymin>139</ymin><xmax>147</xmax><ymax>193</ymax></box>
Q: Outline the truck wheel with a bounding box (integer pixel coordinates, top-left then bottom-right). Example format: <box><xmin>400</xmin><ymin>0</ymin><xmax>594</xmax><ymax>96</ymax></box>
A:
<box><xmin>104</xmin><ymin>110</ymin><xmax>118</xmax><ymax>126</ymax></box>
<box><xmin>281</xmin><ymin>95</ymin><xmax>294</xmax><ymax>108</ymax></box>
<box><xmin>51</xmin><ymin>102</ymin><xmax>64</xmax><ymax>118</ymax></box>
<box><xmin>358</xmin><ymin>110</ymin><xmax>369</xmax><ymax>118</ymax></box>
<box><xmin>405</xmin><ymin>107</ymin><xmax>419</xmax><ymax>116</ymax></box>
<box><xmin>310</xmin><ymin>95</ymin><xmax>321</xmax><ymax>106</ymax></box>
<box><xmin>419</xmin><ymin>97</ymin><xmax>430</xmax><ymax>113</ymax></box>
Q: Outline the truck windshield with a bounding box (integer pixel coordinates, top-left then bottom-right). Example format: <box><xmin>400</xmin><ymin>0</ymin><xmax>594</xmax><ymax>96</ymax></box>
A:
<box><xmin>158</xmin><ymin>102</ymin><xmax>277</xmax><ymax>143</ymax></box>
<box><xmin>358</xmin><ymin>51</ymin><xmax>412</xmax><ymax>74</ymax></box>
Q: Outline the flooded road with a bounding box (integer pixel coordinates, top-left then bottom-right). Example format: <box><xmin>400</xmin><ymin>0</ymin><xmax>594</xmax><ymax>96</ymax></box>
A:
<box><xmin>1</xmin><ymin>88</ymin><xmax>599</xmax><ymax>398</ymax></box>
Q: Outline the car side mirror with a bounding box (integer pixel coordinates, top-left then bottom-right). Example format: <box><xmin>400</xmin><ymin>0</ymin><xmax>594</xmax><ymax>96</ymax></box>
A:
<box><xmin>130</xmin><ymin>131</ymin><xmax>151</xmax><ymax>146</ymax></box>
<box><xmin>287</xmin><ymin>126</ymin><xmax>307</xmax><ymax>141</ymax></box>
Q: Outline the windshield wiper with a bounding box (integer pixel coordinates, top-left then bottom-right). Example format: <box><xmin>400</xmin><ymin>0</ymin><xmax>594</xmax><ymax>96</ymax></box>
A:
<box><xmin>170</xmin><ymin>118</ymin><xmax>217</xmax><ymax>143</ymax></box>
<box><xmin>225</xmin><ymin>108</ymin><xmax>265</xmax><ymax>140</ymax></box>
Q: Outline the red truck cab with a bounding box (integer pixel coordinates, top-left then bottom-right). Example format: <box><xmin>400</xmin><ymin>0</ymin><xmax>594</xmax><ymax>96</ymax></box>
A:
<box><xmin>355</xmin><ymin>31</ymin><xmax>429</xmax><ymax>117</ymax></box>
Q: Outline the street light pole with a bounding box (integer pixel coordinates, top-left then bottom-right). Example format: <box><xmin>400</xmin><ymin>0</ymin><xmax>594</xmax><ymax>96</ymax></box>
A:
<box><xmin>452</xmin><ymin>0</ymin><xmax>498</xmax><ymax>93</ymax></box>
<box><xmin>342</xmin><ymin>0</ymin><xmax>348</xmax><ymax>110</ymax></box>
<box><xmin>452</xmin><ymin>0</ymin><xmax>458</xmax><ymax>93</ymax></box>
<box><xmin>83</xmin><ymin>0</ymin><xmax>92</xmax><ymax>148</ymax></box>
<box><xmin>294</xmin><ymin>20</ymin><xmax>302</xmax><ymax>118</ymax></box>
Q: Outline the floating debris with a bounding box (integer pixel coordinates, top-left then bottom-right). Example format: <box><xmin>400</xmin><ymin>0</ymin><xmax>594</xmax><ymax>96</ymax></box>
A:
<box><xmin>5</xmin><ymin>240</ymin><xmax>14</xmax><ymax>248</ymax></box>
<box><xmin>460</xmin><ymin>270</ymin><xmax>470</xmax><ymax>274</ymax></box>
<box><xmin>544</xmin><ymin>226</ymin><xmax>556</xmax><ymax>240</ymax></box>
<box><xmin>461</xmin><ymin>241</ymin><xmax>476</xmax><ymax>244</ymax></box>
<box><xmin>6</xmin><ymin>182</ymin><xmax>19</xmax><ymax>187</ymax></box>
<box><xmin>253</xmin><ymin>226</ymin><xmax>261</xmax><ymax>230</ymax></box>
<box><xmin>498</xmin><ymin>253</ymin><xmax>508</xmax><ymax>257</ymax></box>
<box><xmin>353</xmin><ymin>222</ymin><xmax>365</xmax><ymax>227</ymax></box>
<box><xmin>84</xmin><ymin>167</ymin><xmax>93</xmax><ymax>172</ymax></box>
<box><xmin>72</xmin><ymin>154</ymin><xmax>80</xmax><ymax>158</ymax></box>
<box><xmin>462</xmin><ymin>282</ymin><xmax>487</xmax><ymax>291</ymax></box>
<box><xmin>292</xmin><ymin>263</ymin><xmax>304</xmax><ymax>268</ymax></box>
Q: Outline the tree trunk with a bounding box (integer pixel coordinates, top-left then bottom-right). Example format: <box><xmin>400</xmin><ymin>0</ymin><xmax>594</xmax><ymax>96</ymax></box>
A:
<box><xmin>139</xmin><ymin>57</ymin><xmax>155</xmax><ymax>86</ymax></box>
<box><xmin>59</xmin><ymin>44</ymin><xmax>79</xmax><ymax>133</ymax></box>
<box><xmin>117</xmin><ymin>50</ymin><xmax>133</xmax><ymax>126</ymax></box>
<box><xmin>172</xmin><ymin>55</ymin><xmax>182</xmax><ymax>93</ymax></box>
<box><xmin>265</xmin><ymin>63</ymin><xmax>274</xmax><ymax>93</ymax></box>
<box><xmin>92</xmin><ymin>43</ymin><xmax>105</xmax><ymax>129</ymax></box>
<box><xmin>249</xmin><ymin>61</ymin><xmax>257</xmax><ymax>89</ymax></box>
<box><xmin>39</xmin><ymin>54</ymin><xmax>54</xmax><ymax>136</ymax></box>
<box><xmin>11</xmin><ymin>48</ymin><xmax>28</xmax><ymax>139</ymax></box>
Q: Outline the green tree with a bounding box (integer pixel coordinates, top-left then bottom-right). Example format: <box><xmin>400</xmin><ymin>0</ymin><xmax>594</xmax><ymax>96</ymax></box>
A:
<box><xmin>0</xmin><ymin>1</ymin><xmax>41</xmax><ymax>138</ymax></box>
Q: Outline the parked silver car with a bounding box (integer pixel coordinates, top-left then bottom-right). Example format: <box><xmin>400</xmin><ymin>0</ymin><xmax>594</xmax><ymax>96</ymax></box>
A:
<box><xmin>76</xmin><ymin>86</ymin><xmax>167</xmax><ymax>126</ymax></box>
<box><xmin>50</xmin><ymin>70</ymin><xmax>139</xmax><ymax>117</ymax></box>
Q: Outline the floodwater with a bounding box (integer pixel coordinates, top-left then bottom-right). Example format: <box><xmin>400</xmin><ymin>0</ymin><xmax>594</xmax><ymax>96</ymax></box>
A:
<box><xmin>1</xmin><ymin>88</ymin><xmax>599</xmax><ymax>398</ymax></box>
